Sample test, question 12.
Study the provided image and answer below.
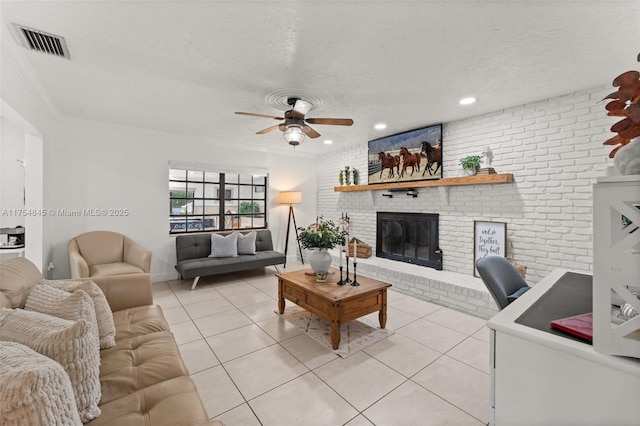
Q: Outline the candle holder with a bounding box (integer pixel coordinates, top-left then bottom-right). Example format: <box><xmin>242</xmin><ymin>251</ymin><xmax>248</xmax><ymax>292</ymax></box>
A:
<box><xmin>351</xmin><ymin>260</ymin><xmax>360</xmax><ymax>286</ymax></box>
<box><xmin>336</xmin><ymin>266</ymin><xmax>346</xmax><ymax>285</ymax></box>
<box><xmin>344</xmin><ymin>253</ymin><xmax>352</xmax><ymax>283</ymax></box>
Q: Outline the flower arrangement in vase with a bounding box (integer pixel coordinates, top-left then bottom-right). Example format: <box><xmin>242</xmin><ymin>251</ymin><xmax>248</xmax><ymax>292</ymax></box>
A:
<box><xmin>604</xmin><ymin>70</ymin><xmax>640</xmax><ymax>157</ymax></box>
<box><xmin>298</xmin><ymin>219</ymin><xmax>347</xmax><ymax>250</ymax></box>
<box><xmin>604</xmin><ymin>70</ymin><xmax>640</xmax><ymax>175</ymax></box>
<box><xmin>298</xmin><ymin>219</ymin><xmax>347</xmax><ymax>281</ymax></box>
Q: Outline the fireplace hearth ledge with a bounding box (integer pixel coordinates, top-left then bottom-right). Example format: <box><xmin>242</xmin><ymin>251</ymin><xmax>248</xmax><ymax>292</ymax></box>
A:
<box><xmin>327</xmin><ymin>248</ymin><xmax>499</xmax><ymax>320</ymax></box>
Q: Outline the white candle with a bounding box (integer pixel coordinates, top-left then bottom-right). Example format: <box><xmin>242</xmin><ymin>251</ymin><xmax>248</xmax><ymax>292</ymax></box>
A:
<box><xmin>354</xmin><ymin>239</ymin><xmax>358</xmax><ymax>258</ymax></box>
<box><xmin>346</xmin><ymin>232</ymin><xmax>350</xmax><ymax>258</ymax></box>
<box><xmin>339</xmin><ymin>245</ymin><xmax>343</xmax><ymax>267</ymax></box>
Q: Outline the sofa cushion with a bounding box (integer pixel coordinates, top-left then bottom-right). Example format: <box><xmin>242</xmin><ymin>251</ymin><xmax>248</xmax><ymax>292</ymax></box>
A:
<box><xmin>90</xmin><ymin>262</ymin><xmax>146</xmax><ymax>277</ymax></box>
<box><xmin>0</xmin><ymin>257</ymin><xmax>43</xmax><ymax>308</ymax></box>
<box><xmin>25</xmin><ymin>283</ymin><xmax>99</xmax><ymax>341</ymax></box>
<box><xmin>176</xmin><ymin>250</ymin><xmax>286</xmax><ymax>279</ymax></box>
<box><xmin>0</xmin><ymin>308</ymin><xmax>101</xmax><ymax>422</ymax></box>
<box><xmin>112</xmin><ymin>305</ymin><xmax>169</xmax><ymax>340</ymax></box>
<box><xmin>42</xmin><ymin>278</ymin><xmax>117</xmax><ymax>349</ymax></box>
<box><xmin>237</xmin><ymin>231</ymin><xmax>257</xmax><ymax>255</ymax></box>
<box><xmin>98</xmin><ymin>330</ymin><xmax>189</xmax><ymax>405</ymax></box>
<box><xmin>85</xmin><ymin>376</ymin><xmax>217</xmax><ymax>426</ymax></box>
<box><xmin>0</xmin><ymin>342</ymin><xmax>82</xmax><ymax>426</ymax></box>
<box><xmin>209</xmin><ymin>232</ymin><xmax>238</xmax><ymax>258</ymax></box>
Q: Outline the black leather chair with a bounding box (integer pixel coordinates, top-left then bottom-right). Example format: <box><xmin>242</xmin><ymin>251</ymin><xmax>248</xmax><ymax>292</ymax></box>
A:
<box><xmin>476</xmin><ymin>256</ymin><xmax>530</xmax><ymax>310</ymax></box>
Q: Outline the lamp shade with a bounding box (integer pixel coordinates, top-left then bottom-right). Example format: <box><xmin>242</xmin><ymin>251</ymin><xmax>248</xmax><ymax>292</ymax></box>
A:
<box><xmin>279</xmin><ymin>191</ymin><xmax>302</xmax><ymax>204</ymax></box>
<box><xmin>283</xmin><ymin>126</ymin><xmax>305</xmax><ymax>146</ymax></box>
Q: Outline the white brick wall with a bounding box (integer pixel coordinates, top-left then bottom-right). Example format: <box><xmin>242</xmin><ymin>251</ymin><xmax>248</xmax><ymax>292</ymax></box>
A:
<box><xmin>316</xmin><ymin>85</ymin><xmax>614</xmax><ymax>293</ymax></box>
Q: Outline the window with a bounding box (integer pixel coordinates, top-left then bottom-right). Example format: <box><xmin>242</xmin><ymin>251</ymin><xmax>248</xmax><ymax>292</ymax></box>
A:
<box><xmin>169</xmin><ymin>168</ymin><xmax>267</xmax><ymax>234</ymax></box>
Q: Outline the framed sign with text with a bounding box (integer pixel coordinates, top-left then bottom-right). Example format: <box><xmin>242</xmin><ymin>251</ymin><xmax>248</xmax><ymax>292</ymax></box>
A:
<box><xmin>473</xmin><ymin>221</ymin><xmax>507</xmax><ymax>277</ymax></box>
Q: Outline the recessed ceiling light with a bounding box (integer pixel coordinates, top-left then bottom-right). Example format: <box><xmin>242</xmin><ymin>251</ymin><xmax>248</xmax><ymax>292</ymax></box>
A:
<box><xmin>323</xmin><ymin>140</ymin><xmax>333</xmax><ymax>145</ymax></box>
<box><xmin>459</xmin><ymin>97</ymin><xmax>476</xmax><ymax>105</ymax></box>
<box><xmin>374</xmin><ymin>123</ymin><xmax>387</xmax><ymax>130</ymax></box>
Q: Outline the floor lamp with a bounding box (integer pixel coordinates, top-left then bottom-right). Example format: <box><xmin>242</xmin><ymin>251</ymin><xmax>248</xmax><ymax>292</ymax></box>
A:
<box><xmin>280</xmin><ymin>191</ymin><xmax>303</xmax><ymax>268</ymax></box>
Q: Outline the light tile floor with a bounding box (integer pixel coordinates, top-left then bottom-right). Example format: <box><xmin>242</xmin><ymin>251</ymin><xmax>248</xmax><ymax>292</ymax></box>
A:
<box><xmin>154</xmin><ymin>261</ymin><xmax>490</xmax><ymax>426</ymax></box>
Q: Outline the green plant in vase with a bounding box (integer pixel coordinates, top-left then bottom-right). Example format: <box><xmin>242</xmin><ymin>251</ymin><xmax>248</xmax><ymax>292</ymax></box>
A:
<box><xmin>459</xmin><ymin>155</ymin><xmax>482</xmax><ymax>175</ymax></box>
<box><xmin>298</xmin><ymin>219</ymin><xmax>348</xmax><ymax>281</ymax></box>
<box><xmin>297</xmin><ymin>219</ymin><xmax>347</xmax><ymax>250</ymax></box>
<box><xmin>344</xmin><ymin>166</ymin><xmax>351</xmax><ymax>185</ymax></box>
<box><xmin>352</xmin><ymin>168</ymin><xmax>359</xmax><ymax>185</ymax></box>
<box><xmin>338</xmin><ymin>170</ymin><xmax>344</xmax><ymax>186</ymax></box>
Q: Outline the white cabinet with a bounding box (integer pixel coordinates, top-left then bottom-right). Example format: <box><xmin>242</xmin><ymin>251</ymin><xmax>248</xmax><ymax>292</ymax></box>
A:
<box><xmin>487</xmin><ymin>269</ymin><xmax>640</xmax><ymax>425</ymax></box>
<box><xmin>593</xmin><ymin>175</ymin><xmax>640</xmax><ymax>358</ymax></box>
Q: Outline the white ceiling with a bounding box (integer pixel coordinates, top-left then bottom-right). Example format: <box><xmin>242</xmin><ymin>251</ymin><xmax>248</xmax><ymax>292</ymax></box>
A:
<box><xmin>2</xmin><ymin>1</ymin><xmax>639</xmax><ymax>155</ymax></box>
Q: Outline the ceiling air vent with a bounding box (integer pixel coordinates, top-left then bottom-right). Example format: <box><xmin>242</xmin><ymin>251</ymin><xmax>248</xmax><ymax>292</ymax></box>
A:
<box><xmin>12</xmin><ymin>24</ymin><xmax>70</xmax><ymax>59</ymax></box>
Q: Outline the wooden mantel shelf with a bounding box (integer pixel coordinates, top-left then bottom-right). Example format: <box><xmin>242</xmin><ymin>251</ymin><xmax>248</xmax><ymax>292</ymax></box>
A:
<box><xmin>334</xmin><ymin>173</ymin><xmax>514</xmax><ymax>192</ymax></box>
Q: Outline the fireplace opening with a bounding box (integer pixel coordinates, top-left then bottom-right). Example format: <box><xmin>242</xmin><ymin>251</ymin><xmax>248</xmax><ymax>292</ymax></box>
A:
<box><xmin>376</xmin><ymin>212</ymin><xmax>440</xmax><ymax>269</ymax></box>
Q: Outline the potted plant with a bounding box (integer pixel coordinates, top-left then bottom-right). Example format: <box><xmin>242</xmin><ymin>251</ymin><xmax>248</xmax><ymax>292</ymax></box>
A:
<box><xmin>604</xmin><ymin>70</ymin><xmax>640</xmax><ymax>175</ymax></box>
<box><xmin>344</xmin><ymin>166</ymin><xmax>352</xmax><ymax>185</ymax></box>
<box><xmin>298</xmin><ymin>219</ymin><xmax>347</xmax><ymax>281</ymax></box>
<box><xmin>459</xmin><ymin>155</ymin><xmax>482</xmax><ymax>176</ymax></box>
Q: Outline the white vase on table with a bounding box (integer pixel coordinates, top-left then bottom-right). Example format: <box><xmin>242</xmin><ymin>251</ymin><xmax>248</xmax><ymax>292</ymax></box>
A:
<box><xmin>309</xmin><ymin>248</ymin><xmax>332</xmax><ymax>282</ymax></box>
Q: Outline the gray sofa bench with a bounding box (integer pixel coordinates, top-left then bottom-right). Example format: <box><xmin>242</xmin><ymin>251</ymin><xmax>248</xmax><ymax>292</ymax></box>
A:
<box><xmin>175</xmin><ymin>230</ymin><xmax>285</xmax><ymax>290</ymax></box>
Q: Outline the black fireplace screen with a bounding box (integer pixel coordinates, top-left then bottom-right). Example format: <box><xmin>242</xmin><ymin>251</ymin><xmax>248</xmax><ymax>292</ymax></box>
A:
<box><xmin>376</xmin><ymin>212</ymin><xmax>439</xmax><ymax>268</ymax></box>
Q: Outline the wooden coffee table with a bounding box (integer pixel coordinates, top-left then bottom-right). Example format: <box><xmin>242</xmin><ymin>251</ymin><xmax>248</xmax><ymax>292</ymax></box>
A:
<box><xmin>277</xmin><ymin>268</ymin><xmax>391</xmax><ymax>349</ymax></box>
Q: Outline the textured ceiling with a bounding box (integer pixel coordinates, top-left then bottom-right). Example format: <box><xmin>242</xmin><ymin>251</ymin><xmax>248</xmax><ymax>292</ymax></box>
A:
<box><xmin>1</xmin><ymin>1</ymin><xmax>639</xmax><ymax>155</ymax></box>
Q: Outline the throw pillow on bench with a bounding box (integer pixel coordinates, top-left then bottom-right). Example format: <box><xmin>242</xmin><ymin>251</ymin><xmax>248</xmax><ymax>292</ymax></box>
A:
<box><xmin>209</xmin><ymin>231</ymin><xmax>257</xmax><ymax>258</ymax></box>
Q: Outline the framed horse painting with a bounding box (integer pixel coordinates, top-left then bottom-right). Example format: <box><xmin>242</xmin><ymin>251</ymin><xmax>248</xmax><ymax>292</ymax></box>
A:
<box><xmin>367</xmin><ymin>123</ymin><xmax>442</xmax><ymax>185</ymax></box>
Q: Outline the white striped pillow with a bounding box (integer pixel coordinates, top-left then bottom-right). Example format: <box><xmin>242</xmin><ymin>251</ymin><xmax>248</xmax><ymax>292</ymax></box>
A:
<box><xmin>40</xmin><ymin>279</ymin><xmax>116</xmax><ymax>349</ymax></box>
<box><xmin>0</xmin><ymin>341</ymin><xmax>82</xmax><ymax>425</ymax></box>
<box><xmin>0</xmin><ymin>308</ymin><xmax>101</xmax><ymax>422</ymax></box>
<box><xmin>25</xmin><ymin>284</ymin><xmax>99</xmax><ymax>342</ymax></box>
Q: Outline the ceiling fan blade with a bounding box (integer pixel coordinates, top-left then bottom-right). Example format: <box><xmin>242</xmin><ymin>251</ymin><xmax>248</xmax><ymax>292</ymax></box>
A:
<box><xmin>292</xmin><ymin>99</ymin><xmax>312</xmax><ymax>117</ymax></box>
<box><xmin>305</xmin><ymin>118</ymin><xmax>354</xmax><ymax>126</ymax></box>
<box><xmin>256</xmin><ymin>124</ymin><xmax>282</xmax><ymax>134</ymax></box>
<box><xmin>302</xmin><ymin>125</ymin><xmax>321</xmax><ymax>138</ymax></box>
<box><xmin>235</xmin><ymin>112</ymin><xmax>283</xmax><ymax>120</ymax></box>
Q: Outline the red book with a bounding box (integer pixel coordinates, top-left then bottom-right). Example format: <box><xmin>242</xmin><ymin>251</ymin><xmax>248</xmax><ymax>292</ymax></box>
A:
<box><xmin>550</xmin><ymin>312</ymin><xmax>593</xmax><ymax>342</ymax></box>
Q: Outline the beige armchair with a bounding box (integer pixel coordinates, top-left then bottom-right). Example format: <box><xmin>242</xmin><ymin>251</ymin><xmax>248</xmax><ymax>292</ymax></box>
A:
<box><xmin>68</xmin><ymin>231</ymin><xmax>152</xmax><ymax>286</ymax></box>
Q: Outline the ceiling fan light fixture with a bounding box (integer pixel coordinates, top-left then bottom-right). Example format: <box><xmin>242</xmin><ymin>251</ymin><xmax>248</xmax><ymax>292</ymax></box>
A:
<box><xmin>283</xmin><ymin>125</ymin><xmax>305</xmax><ymax>146</ymax></box>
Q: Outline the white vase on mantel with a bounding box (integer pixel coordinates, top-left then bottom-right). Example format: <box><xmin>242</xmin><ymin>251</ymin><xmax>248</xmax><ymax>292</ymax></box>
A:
<box><xmin>463</xmin><ymin>167</ymin><xmax>477</xmax><ymax>176</ymax></box>
<box><xmin>613</xmin><ymin>137</ymin><xmax>640</xmax><ymax>176</ymax></box>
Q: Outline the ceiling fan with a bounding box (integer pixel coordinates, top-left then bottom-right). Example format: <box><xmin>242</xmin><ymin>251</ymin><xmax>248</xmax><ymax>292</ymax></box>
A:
<box><xmin>235</xmin><ymin>97</ymin><xmax>354</xmax><ymax>146</ymax></box>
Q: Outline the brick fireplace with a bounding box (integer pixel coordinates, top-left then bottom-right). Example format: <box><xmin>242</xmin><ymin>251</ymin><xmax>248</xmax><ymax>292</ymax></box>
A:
<box><xmin>376</xmin><ymin>212</ymin><xmax>441</xmax><ymax>270</ymax></box>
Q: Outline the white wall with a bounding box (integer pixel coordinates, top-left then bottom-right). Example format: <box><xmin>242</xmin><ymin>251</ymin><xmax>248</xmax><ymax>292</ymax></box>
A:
<box><xmin>317</xmin><ymin>86</ymin><xmax>615</xmax><ymax>285</ymax></box>
<box><xmin>0</xmin><ymin>116</ymin><xmax>25</xmax><ymax>228</ymax></box>
<box><xmin>47</xmin><ymin>119</ymin><xmax>318</xmax><ymax>281</ymax></box>
<box><xmin>2</xmin><ymin>24</ymin><xmax>57</xmax><ymax>272</ymax></box>
<box><xmin>23</xmin><ymin>132</ymin><xmax>44</xmax><ymax>270</ymax></box>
